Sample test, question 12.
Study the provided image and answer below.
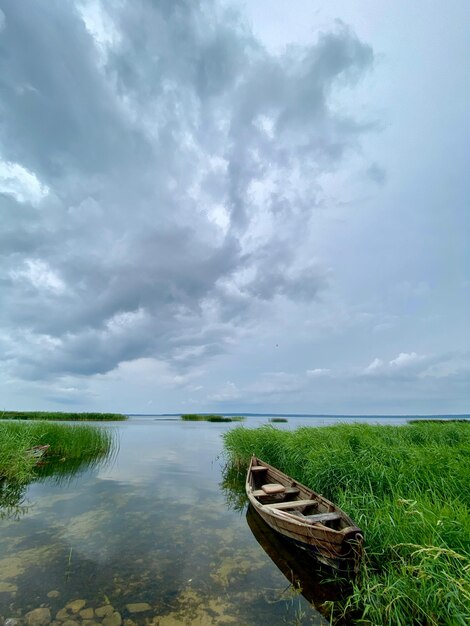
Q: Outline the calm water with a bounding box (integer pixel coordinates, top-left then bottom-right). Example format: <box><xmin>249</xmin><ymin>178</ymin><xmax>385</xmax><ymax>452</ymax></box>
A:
<box><xmin>0</xmin><ymin>415</ymin><xmax>445</xmax><ymax>625</ymax></box>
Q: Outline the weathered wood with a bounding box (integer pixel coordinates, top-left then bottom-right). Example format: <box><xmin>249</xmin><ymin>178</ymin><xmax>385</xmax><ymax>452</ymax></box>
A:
<box><xmin>246</xmin><ymin>455</ymin><xmax>364</xmax><ymax>572</ymax></box>
<box><xmin>252</xmin><ymin>486</ymin><xmax>300</xmax><ymax>497</ymax></box>
<box><xmin>265</xmin><ymin>499</ymin><xmax>319</xmax><ymax>510</ymax></box>
<box><xmin>261</xmin><ymin>483</ymin><xmax>286</xmax><ymax>494</ymax></box>
<box><xmin>304</xmin><ymin>512</ymin><xmax>341</xmax><ymax>523</ymax></box>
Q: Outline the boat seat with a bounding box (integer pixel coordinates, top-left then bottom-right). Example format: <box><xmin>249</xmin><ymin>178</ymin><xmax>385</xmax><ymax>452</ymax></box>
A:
<box><xmin>265</xmin><ymin>499</ymin><xmax>318</xmax><ymax>510</ymax></box>
<box><xmin>261</xmin><ymin>483</ymin><xmax>285</xmax><ymax>495</ymax></box>
<box><xmin>251</xmin><ymin>466</ymin><xmax>268</xmax><ymax>472</ymax></box>
<box><xmin>304</xmin><ymin>512</ymin><xmax>341</xmax><ymax>524</ymax></box>
<box><xmin>252</xmin><ymin>486</ymin><xmax>300</xmax><ymax>498</ymax></box>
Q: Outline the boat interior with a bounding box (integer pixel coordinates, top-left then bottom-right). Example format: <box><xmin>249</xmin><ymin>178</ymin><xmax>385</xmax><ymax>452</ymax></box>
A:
<box><xmin>249</xmin><ymin>462</ymin><xmax>344</xmax><ymax>530</ymax></box>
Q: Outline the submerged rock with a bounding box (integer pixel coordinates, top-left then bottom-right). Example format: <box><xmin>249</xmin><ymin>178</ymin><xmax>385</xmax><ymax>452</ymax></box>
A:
<box><xmin>95</xmin><ymin>606</ymin><xmax>114</xmax><ymax>619</ymax></box>
<box><xmin>4</xmin><ymin>619</ymin><xmax>21</xmax><ymax>626</ymax></box>
<box><xmin>47</xmin><ymin>592</ymin><xmax>60</xmax><ymax>599</ymax></box>
<box><xmin>102</xmin><ymin>612</ymin><xmax>122</xmax><ymax>626</ymax></box>
<box><xmin>65</xmin><ymin>602</ymin><xmax>86</xmax><ymax>615</ymax></box>
<box><xmin>25</xmin><ymin>608</ymin><xmax>51</xmax><ymax>626</ymax></box>
<box><xmin>78</xmin><ymin>609</ymin><xmax>94</xmax><ymax>620</ymax></box>
<box><xmin>55</xmin><ymin>610</ymin><xmax>69</xmax><ymax>621</ymax></box>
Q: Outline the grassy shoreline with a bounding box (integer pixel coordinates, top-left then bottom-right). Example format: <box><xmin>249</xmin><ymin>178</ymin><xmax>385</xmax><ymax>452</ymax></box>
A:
<box><xmin>0</xmin><ymin>422</ymin><xmax>115</xmax><ymax>483</ymax></box>
<box><xmin>223</xmin><ymin>422</ymin><xmax>470</xmax><ymax>625</ymax></box>
<box><xmin>0</xmin><ymin>410</ymin><xmax>127</xmax><ymax>421</ymax></box>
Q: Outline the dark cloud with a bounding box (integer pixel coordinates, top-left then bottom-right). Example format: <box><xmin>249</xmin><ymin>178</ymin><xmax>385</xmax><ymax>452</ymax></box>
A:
<box><xmin>366</xmin><ymin>162</ymin><xmax>387</xmax><ymax>185</ymax></box>
<box><xmin>0</xmin><ymin>0</ymin><xmax>374</xmax><ymax>381</ymax></box>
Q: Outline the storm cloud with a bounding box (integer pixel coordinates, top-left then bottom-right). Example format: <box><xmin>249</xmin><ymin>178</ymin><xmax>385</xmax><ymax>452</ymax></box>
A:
<box><xmin>0</xmin><ymin>0</ymin><xmax>374</xmax><ymax>383</ymax></box>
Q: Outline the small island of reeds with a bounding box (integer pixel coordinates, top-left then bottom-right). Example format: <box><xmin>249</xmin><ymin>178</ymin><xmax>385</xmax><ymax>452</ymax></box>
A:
<box><xmin>0</xmin><ymin>421</ymin><xmax>115</xmax><ymax>483</ymax></box>
<box><xmin>181</xmin><ymin>414</ymin><xmax>245</xmax><ymax>423</ymax></box>
<box><xmin>268</xmin><ymin>417</ymin><xmax>288</xmax><ymax>423</ymax></box>
<box><xmin>0</xmin><ymin>410</ymin><xmax>127</xmax><ymax>421</ymax></box>
<box><xmin>223</xmin><ymin>421</ymin><xmax>470</xmax><ymax>625</ymax></box>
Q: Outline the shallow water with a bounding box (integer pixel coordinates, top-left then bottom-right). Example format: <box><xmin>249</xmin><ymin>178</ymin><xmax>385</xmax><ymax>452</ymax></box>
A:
<box><xmin>0</xmin><ymin>415</ymin><xmax>428</xmax><ymax>625</ymax></box>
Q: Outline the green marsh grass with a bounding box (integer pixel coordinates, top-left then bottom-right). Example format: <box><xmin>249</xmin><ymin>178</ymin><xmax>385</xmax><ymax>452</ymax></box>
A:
<box><xmin>0</xmin><ymin>421</ymin><xmax>116</xmax><ymax>482</ymax></box>
<box><xmin>0</xmin><ymin>410</ymin><xmax>127</xmax><ymax>421</ymax></box>
<box><xmin>223</xmin><ymin>422</ymin><xmax>470</xmax><ymax>625</ymax></box>
<box><xmin>181</xmin><ymin>414</ymin><xmax>245</xmax><ymax>422</ymax></box>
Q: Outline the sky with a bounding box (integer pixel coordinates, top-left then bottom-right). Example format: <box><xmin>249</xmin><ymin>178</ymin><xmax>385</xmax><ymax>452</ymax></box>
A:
<box><xmin>0</xmin><ymin>0</ymin><xmax>469</xmax><ymax>415</ymax></box>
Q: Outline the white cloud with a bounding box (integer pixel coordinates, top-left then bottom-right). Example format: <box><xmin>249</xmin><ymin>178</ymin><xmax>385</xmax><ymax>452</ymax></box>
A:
<box><xmin>9</xmin><ymin>259</ymin><xmax>66</xmax><ymax>294</ymax></box>
<box><xmin>364</xmin><ymin>357</ymin><xmax>384</xmax><ymax>373</ymax></box>
<box><xmin>389</xmin><ymin>352</ymin><xmax>424</xmax><ymax>368</ymax></box>
<box><xmin>0</xmin><ymin>159</ymin><xmax>49</xmax><ymax>205</ymax></box>
<box><xmin>306</xmin><ymin>368</ymin><xmax>331</xmax><ymax>377</ymax></box>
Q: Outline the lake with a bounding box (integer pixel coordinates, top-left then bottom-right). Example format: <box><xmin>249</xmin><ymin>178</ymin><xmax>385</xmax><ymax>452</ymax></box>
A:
<box><xmin>0</xmin><ymin>415</ymin><xmax>431</xmax><ymax>625</ymax></box>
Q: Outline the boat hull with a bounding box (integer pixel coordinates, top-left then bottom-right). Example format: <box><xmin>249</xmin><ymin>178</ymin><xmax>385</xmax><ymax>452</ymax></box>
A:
<box><xmin>246</xmin><ymin>456</ymin><xmax>363</xmax><ymax>572</ymax></box>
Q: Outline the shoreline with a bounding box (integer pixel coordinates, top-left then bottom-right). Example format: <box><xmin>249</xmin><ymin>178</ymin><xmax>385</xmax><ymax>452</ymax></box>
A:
<box><xmin>223</xmin><ymin>421</ymin><xmax>470</xmax><ymax>625</ymax></box>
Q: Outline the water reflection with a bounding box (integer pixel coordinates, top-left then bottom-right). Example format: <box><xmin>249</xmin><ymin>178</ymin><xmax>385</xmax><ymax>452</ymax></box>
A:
<box><xmin>220</xmin><ymin>461</ymin><xmax>350</xmax><ymax>623</ymax></box>
<box><xmin>0</xmin><ymin>442</ymin><xmax>117</xmax><ymax>520</ymax></box>
<box><xmin>219</xmin><ymin>461</ymin><xmax>248</xmax><ymax>513</ymax></box>
<box><xmin>0</xmin><ymin>419</ymin><xmax>335</xmax><ymax>625</ymax></box>
<box><xmin>0</xmin><ymin>479</ymin><xmax>29</xmax><ymax>520</ymax></box>
<box><xmin>246</xmin><ymin>506</ymin><xmax>350</xmax><ymax>620</ymax></box>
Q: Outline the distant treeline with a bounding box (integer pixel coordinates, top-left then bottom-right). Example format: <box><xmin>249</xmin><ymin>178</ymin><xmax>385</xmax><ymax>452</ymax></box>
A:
<box><xmin>0</xmin><ymin>411</ymin><xmax>127</xmax><ymax>421</ymax></box>
<box><xmin>181</xmin><ymin>414</ymin><xmax>245</xmax><ymax>423</ymax></box>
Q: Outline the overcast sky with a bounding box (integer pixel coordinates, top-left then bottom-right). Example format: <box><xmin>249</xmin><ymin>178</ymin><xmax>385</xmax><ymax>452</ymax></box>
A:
<box><xmin>1</xmin><ymin>0</ymin><xmax>469</xmax><ymax>415</ymax></box>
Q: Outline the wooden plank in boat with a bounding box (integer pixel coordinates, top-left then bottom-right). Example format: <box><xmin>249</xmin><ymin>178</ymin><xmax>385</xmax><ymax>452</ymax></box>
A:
<box><xmin>265</xmin><ymin>499</ymin><xmax>318</xmax><ymax>510</ymax></box>
<box><xmin>251</xmin><ymin>466</ymin><xmax>268</xmax><ymax>472</ymax></box>
<box><xmin>304</xmin><ymin>512</ymin><xmax>341</xmax><ymax>523</ymax></box>
<box><xmin>252</xmin><ymin>487</ymin><xmax>300</xmax><ymax>497</ymax></box>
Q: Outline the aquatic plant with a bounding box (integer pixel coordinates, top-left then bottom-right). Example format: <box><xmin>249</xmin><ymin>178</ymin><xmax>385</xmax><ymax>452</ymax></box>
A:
<box><xmin>0</xmin><ymin>422</ymin><xmax>117</xmax><ymax>518</ymax></box>
<box><xmin>223</xmin><ymin>422</ymin><xmax>470</xmax><ymax>625</ymax></box>
<box><xmin>0</xmin><ymin>410</ymin><xmax>127</xmax><ymax>421</ymax></box>
<box><xmin>269</xmin><ymin>417</ymin><xmax>288</xmax><ymax>423</ymax></box>
<box><xmin>181</xmin><ymin>414</ymin><xmax>215</xmax><ymax>421</ymax></box>
<box><xmin>0</xmin><ymin>422</ymin><xmax>116</xmax><ymax>482</ymax></box>
<box><xmin>180</xmin><ymin>414</ymin><xmax>245</xmax><ymax>422</ymax></box>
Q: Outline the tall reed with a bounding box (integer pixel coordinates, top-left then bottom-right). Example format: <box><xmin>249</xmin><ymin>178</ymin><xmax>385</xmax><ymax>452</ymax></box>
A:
<box><xmin>0</xmin><ymin>422</ymin><xmax>116</xmax><ymax>482</ymax></box>
<box><xmin>223</xmin><ymin>422</ymin><xmax>470</xmax><ymax>625</ymax></box>
<box><xmin>0</xmin><ymin>410</ymin><xmax>126</xmax><ymax>421</ymax></box>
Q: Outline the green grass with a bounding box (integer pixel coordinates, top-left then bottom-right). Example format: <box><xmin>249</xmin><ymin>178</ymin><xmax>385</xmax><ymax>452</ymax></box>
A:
<box><xmin>0</xmin><ymin>421</ymin><xmax>116</xmax><ymax>483</ymax></box>
<box><xmin>0</xmin><ymin>410</ymin><xmax>127</xmax><ymax>421</ymax></box>
<box><xmin>180</xmin><ymin>414</ymin><xmax>245</xmax><ymax>422</ymax></box>
<box><xmin>223</xmin><ymin>422</ymin><xmax>470</xmax><ymax>625</ymax></box>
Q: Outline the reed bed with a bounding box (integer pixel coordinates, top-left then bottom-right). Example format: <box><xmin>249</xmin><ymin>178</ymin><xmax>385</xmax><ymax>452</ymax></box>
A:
<box><xmin>0</xmin><ymin>410</ymin><xmax>127</xmax><ymax>421</ymax></box>
<box><xmin>223</xmin><ymin>422</ymin><xmax>470</xmax><ymax>625</ymax></box>
<box><xmin>269</xmin><ymin>417</ymin><xmax>288</xmax><ymax>423</ymax></box>
<box><xmin>0</xmin><ymin>422</ymin><xmax>115</xmax><ymax>482</ymax></box>
<box><xmin>181</xmin><ymin>414</ymin><xmax>245</xmax><ymax>422</ymax></box>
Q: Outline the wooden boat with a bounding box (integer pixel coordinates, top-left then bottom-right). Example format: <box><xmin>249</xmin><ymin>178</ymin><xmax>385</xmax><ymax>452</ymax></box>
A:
<box><xmin>246</xmin><ymin>456</ymin><xmax>364</xmax><ymax>571</ymax></box>
<box><xmin>27</xmin><ymin>444</ymin><xmax>50</xmax><ymax>460</ymax></box>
